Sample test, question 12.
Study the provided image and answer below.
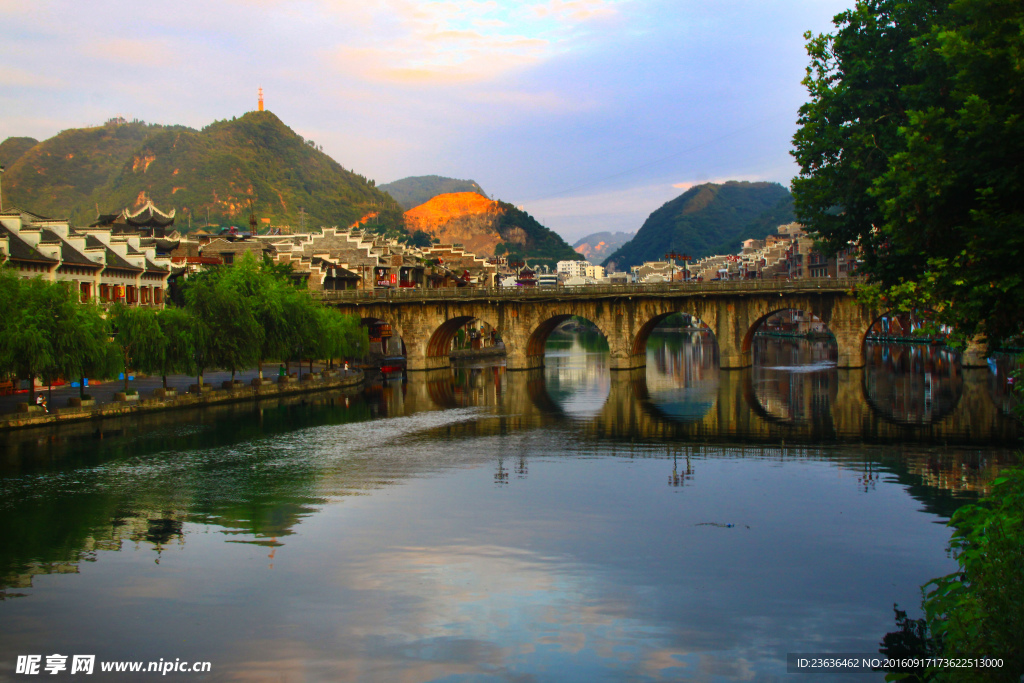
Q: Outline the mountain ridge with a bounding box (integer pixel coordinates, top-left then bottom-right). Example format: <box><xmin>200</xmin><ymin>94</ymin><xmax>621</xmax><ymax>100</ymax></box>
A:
<box><xmin>1</xmin><ymin>112</ymin><xmax>406</xmax><ymax>237</ymax></box>
<box><xmin>381</xmin><ymin>175</ymin><xmax>487</xmax><ymax>211</ymax></box>
<box><xmin>602</xmin><ymin>181</ymin><xmax>794</xmax><ymax>270</ymax></box>
<box><xmin>403</xmin><ymin>191</ymin><xmax>580</xmax><ymax>267</ymax></box>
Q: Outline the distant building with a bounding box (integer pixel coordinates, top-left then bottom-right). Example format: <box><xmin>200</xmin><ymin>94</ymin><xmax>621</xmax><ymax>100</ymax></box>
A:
<box><xmin>557</xmin><ymin>259</ymin><xmax>589</xmax><ymax>278</ymax></box>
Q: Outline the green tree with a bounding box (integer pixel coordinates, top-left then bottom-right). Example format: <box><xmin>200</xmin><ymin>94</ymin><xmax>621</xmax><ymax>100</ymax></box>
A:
<box><xmin>792</xmin><ymin>0</ymin><xmax>1024</xmax><ymax>344</ymax></box>
<box><xmin>183</xmin><ymin>261</ymin><xmax>263</xmax><ymax>383</ymax></box>
<box><xmin>152</xmin><ymin>306</ymin><xmax>198</xmax><ymax>389</ymax></box>
<box><xmin>57</xmin><ymin>302</ymin><xmax>117</xmax><ymax>400</ymax></box>
<box><xmin>110</xmin><ymin>304</ymin><xmax>164</xmax><ymax>393</ymax></box>
<box><xmin>0</xmin><ymin>271</ymin><xmax>76</xmax><ymax>404</ymax></box>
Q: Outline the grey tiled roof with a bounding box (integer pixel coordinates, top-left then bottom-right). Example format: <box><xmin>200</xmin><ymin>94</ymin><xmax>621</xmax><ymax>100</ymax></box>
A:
<box><xmin>0</xmin><ymin>224</ymin><xmax>58</xmax><ymax>264</ymax></box>
<box><xmin>40</xmin><ymin>230</ymin><xmax>101</xmax><ymax>267</ymax></box>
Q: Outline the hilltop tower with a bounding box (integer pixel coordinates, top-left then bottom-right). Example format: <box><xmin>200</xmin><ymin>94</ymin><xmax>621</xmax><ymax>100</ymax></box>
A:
<box><xmin>258</xmin><ymin>87</ymin><xmax>264</xmax><ymax>112</ymax></box>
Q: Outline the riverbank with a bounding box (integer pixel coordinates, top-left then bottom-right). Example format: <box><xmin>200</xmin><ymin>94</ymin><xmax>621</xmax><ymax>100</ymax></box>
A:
<box><xmin>0</xmin><ymin>370</ymin><xmax>364</xmax><ymax>431</ymax></box>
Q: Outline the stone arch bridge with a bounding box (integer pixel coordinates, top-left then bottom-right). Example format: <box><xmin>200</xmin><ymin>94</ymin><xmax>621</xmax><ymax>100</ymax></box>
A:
<box><xmin>320</xmin><ymin>279</ymin><xmax>986</xmax><ymax>371</ymax></box>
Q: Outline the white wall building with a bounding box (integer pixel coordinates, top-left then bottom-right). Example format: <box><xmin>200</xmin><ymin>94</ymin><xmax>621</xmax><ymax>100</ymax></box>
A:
<box><xmin>557</xmin><ymin>259</ymin><xmax>589</xmax><ymax>278</ymax></box>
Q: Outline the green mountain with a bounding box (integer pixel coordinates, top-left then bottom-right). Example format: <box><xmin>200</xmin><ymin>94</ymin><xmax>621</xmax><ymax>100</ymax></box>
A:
<box><xmin>495</xmin><ymin>201</ymin><xmax>581</xmax><ymax>269</ymax></box>
<box><xmin>1</xmin><ymin>112</ymin><xmax>405</xmax><ymax>237</ymax></box>
<box><xmin>2</xmin><ymin>123</ymin><xmax>165</xmax><ymax>220</ymax></box>
<box><xmin>601</xmin><ymin>181</ymin><xmax>795</xmax><ymax>270</ymax></box>
<box><xmin>380</xmin><ymin>175</ymin><xmax>487</xmax><ymax>210</ymax></box>
<box><xmin>0</xmin><ymin>137</ymin><xmax>38</xmax><ymax>170</ymax></box>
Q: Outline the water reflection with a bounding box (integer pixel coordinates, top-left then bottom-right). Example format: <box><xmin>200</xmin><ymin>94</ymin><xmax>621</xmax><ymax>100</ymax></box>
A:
<box><xmin>751</xmin><ymin>336</ymin><xmax>838</xmax><ymax>426</ymax></box>
<box><xmin>544</xmin><ymin>328</ymin><xmax>610</xmax><ymax>419</ymax></box>
<box><xmin>865</xmin><ymin>342</ymin><xmax>963</xmax><ymax>424</ymax></box>
<box><xmin>0</xmin><ymin>335</ymin><xmax>1019</xmax><ymax>682</ymax></box>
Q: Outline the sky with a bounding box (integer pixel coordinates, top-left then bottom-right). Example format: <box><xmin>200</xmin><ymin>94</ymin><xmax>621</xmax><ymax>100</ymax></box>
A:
<box><xmin>0</xmin><ymin>0</ymin><xmax>853</xmax><ymax>243</ymax></box>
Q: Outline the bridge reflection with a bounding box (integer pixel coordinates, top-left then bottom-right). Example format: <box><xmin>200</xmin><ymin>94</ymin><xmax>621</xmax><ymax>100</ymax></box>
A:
<box><xmin>382</xmin><ymin>340</ymin><xmax>1018</xmax><ymax>447</ymax></box>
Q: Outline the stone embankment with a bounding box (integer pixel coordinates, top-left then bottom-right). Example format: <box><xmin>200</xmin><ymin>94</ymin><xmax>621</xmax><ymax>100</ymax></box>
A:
<box><xmin>0</xmin><ymin>370</ymin><xmax>364</xmax><ymax>431</ymax></box>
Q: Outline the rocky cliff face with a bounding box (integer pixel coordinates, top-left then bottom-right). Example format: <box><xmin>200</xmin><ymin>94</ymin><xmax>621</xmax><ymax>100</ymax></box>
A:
<box><xmin>404</xmin><ymin>192</ymin><xmax>504</xmax><ymax>256</ymax></box>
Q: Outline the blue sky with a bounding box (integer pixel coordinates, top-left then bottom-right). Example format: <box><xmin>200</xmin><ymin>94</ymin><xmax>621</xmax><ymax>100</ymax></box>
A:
<box><xmin>0</xmin><ymin>0</ymin><xmax>852</xmax><ymax>242</ymax></box>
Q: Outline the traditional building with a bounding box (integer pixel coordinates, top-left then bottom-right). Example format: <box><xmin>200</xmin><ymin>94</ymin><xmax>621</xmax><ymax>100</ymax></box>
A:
<box><xmin>0</xmin><ymin>206</ymin><xmax>171</xmax><ymax>306</ymax></box>
<box><xmin>90</xmin><ymin>200</ymin><xmax>176</xmax><ymax>238</ymax></box>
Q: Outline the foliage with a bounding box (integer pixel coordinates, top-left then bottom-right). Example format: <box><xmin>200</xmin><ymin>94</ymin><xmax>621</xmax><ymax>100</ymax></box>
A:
<box><xmin>0</xmin><ymin>255</ymin><xmax>366</xmax><ymax>394</ymax></box>
<box><xmin>379</xmin><ymin>175</ymin><xmax>488</xmax><ymax>210</ymax></box>
<box><xmin>920</xmin><ymin>466</ymin><xmax>1024</xmax><ymax>682</ymax></box>
<box><xmin>56</xmin><ymin>302</ymin><xmax>119</xmax><ymax>399</ymax></box>
<box><xmin>0</xmin><ymin>269</ymin><xmax>110</xmax><ymax>401</ymax></box>
<box><xmin>600</xmin><ymin>182</ymin><xmax>794</xmax><ymax>270</ymax></box>
<box><xmin>880</xmin><ymin>465</ymin><xmax>1024</xmax><ymax>682</ymax></box>
<box><xmin>110</xmin><ymin>304</ymin><xmax>165</xmax><ymax>392</ymax></box>
<box><xmin>405</xmin><ymin>230</ymin><xmax>434</xmax><ymax>248</ymax></box>
<box><xmin>791</xmin><ymin>0</ymin><xmax>1024</xmax><ymax>345</ymax></box>
<box><xmin>153</xmin><ymin>306</ymin><xmax>198</xmax><ymax>388</ymax></box>
<box><xmin>182</xmin><ymin>261</ymin><xmax>263</xmax><ymax>380</ymax></box>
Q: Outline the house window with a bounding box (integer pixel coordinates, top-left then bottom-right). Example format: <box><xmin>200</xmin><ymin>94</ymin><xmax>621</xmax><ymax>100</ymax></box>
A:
<box><xmin>154</xmin><ymin>287</ymin><xmax>163</xmax><ymax>304</ymax></box>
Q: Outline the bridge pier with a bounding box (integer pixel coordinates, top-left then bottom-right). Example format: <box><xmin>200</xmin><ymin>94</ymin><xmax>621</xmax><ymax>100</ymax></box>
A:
<box><xmin>718</xmin><ymin>349</ymin><xmax>753</xmax><ymax>369</ymax></box>
<box><xmin>406</xmin><ymin>354</ymin><xmax>451</xmax><ymax>372</ymax></box>
<box><xmin>609</xmin><ymin>354</ymin><xmax>647</xmax><ymax>371</ymax></box>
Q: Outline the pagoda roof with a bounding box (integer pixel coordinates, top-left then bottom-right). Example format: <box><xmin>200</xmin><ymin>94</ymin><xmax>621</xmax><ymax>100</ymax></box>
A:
<box><xmin>125</xmin><ymin>200</ymin><xmax>175</xmax><ymax>228</ymax></box>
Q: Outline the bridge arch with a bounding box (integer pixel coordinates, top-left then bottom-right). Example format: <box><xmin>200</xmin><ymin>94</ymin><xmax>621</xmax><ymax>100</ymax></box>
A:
<box><xmin>423</xmin><ymin>314</ymin><xmax>501</xmax><ymax>367</ymax></box>
<box><xmin>629</xmin><ymin>311</ymin><xmax>718</xmax><ymax>357</ymax></box>
<box><xmin>741</xmin><ymin>308</ymin><xmax>837</xmax><ymax>364</ymax></box>
<box><xmin>360</xmin><ymin>316</ymin><xmax>406</xmax><ymax>357</ymax></box>
<box><xmin>525</xmin><ymin>314</ymin><xmax>611</xmax><ymax>359</ymax></box>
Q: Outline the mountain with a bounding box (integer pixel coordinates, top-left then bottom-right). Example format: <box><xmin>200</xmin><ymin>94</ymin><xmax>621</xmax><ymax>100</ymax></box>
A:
<box><xmin>573</xmin><ymin>231</ymin><xmax>635</xmax><ymax>262</ymax></box>
<box><xmin>404</xmin><ymin>192</ymin><xmax>581</xmax><ymax>268</ymax></box>
<box><xmin>381</xmin><ymin>175</ymin><xmax>488</xmax><ymax>210</ymax></box>
<box><xmin>0</xmin><ymin>137</ymin><xmax>38</xmax><ymax>170</ymax></box>
<box><xmin>1</xmin><ymin>112</ymin><xmax>405</xmax><ymax>236</ymax></box>
<box><xmin>1</xmin><ymin>123</ymin><xmax>165</xmax><ymax>220</ymax></box>
<box><xmin>601</xmin><ymin>181</ymin><xmax>795</xmax><ymax>271</ymax></box>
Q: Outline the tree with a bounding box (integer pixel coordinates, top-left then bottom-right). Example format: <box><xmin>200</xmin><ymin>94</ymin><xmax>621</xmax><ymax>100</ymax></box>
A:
<box><xmin>57</xmin><ymin>302</ymin><xmax>117</xmax><ymax>400</ymax></box>
<box><xmin>791</xmin><ymin>0</ymin><xmax>1024</xmax><ymax>344</ymax></box>
<box><xmin>152</xmin><ymin>306</ymin><xmax>198</xmax><ymax>389</ymax></box>
<box><xmin>183</xmin><ymin>261</ymin><xmax>263</xmax><ymax>383</ymax></box>
<box><xmin>110</xmin><ymin>304</ymin><xmax>164</xmax><ymax>393</ymax></box>
<box><xmin>0</xmin><ymin>271</ymin><xmax>74</xmax><ymax>404</ymax></box>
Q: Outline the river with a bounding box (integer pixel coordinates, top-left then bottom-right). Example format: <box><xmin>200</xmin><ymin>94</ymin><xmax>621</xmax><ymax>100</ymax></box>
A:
<box><xmin>0</xmin><ymin>333</ymin><xmax>1019</xmax><ymax>681</ymax></box>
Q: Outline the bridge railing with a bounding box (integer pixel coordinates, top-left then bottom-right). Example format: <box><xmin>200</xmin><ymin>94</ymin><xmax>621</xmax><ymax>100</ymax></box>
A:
<box><xmin>314</xmin><ymin>277</ymin><xmax>865</xmax><ymax>303</ymax></box>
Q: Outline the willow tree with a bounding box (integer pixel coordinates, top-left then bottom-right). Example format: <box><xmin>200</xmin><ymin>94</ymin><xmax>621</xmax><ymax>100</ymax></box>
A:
<box><xmin>183</xmin><ymin>263</ymin><xmax>262</xmax><ymax>383</ymax></box>
<box><xmin>152</xmin><ymin>306</ymin><xmax>199</xmax><ymax>389</ymax></box>
<box><xmin>110</xmin><ymin>304</ymin><xmax>164</xmax><ymax>393</ymax></box>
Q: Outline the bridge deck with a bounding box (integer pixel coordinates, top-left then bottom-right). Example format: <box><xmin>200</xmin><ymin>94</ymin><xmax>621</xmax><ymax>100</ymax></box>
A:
<box><xmin>316</xmin><ymin>277</ymin><xmax>863</xmax><ymax>303</ymax></box>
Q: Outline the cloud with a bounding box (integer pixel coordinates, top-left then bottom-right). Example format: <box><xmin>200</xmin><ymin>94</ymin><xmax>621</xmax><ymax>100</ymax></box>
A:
<box><xmin>88</xmin><ymin>38</ymin><xmax>175</xmax><ymax>67</ymax></box>
<box><xmin>324</xmin><ymin>0</ymin><xmax>623</xmax><ymax>85</ymax></box>
<box><xmin>0</xmin><ymin>66</ymin><xmax>64</xmax><ymax>88</ymax></box>
<box><xmin>527</xmin><ymin>0</ymin><xmax>619</xmax><ymax>22</ymax></box>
